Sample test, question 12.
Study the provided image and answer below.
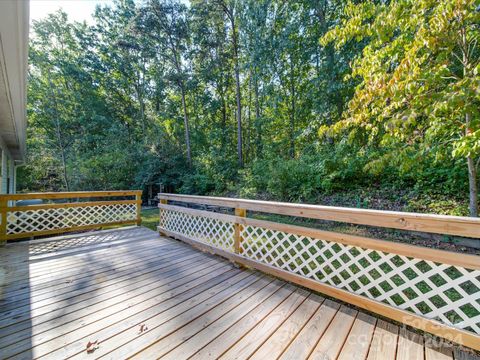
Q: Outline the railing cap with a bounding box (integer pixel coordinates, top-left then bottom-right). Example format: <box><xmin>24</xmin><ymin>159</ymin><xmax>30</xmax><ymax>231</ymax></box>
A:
<box><xmin>0</xmin><ymin>190</ymin><xmax>142</xmax><ymax>200</ymax></box>
<box><xmin>158</xmin><ymin>193</ymin><xmax>480</xmax><ymax>238</ymax></box>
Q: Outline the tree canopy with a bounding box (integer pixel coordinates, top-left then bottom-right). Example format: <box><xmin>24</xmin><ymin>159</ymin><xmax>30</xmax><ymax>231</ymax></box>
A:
<box><xmin>23</xmin><ymin>0</ymin><xmax>480</xmax><ymax>216</ymax></box>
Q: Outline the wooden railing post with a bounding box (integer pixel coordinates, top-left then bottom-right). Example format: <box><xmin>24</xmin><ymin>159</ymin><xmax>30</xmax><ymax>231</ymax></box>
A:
<box><xmin>135</xmin><ymin>191</ymin><xmax>142</xmax><ymax>226</ymax></box>
<box><xmin>234</xmin><ymin>208</ymin><xmax>246</xmax><ymax>254</ymax></box>
<box><xmin>0</xmin><ymin>197</ymin><xmax>8</xmax><ymax>246</ymax></box>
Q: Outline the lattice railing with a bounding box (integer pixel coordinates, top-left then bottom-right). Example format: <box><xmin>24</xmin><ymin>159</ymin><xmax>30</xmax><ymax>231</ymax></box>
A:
<box><xmin>157</xmin><ymin>194</ymin><xmax>480</xmax><ymax>351</ymax></box>
<box><xmin>160</xmin><ymin>208</ymin><xmax>234</xmax><ymax>250</ymax></box>
<box><xmin>0</xmin><ymin>191</ymin><xmax>142</xmax><ymax>242</ymax></box>
<box><xmin>240</xmin><ymin>224</ymin><xmax>480</xmax><ymax>334</ymax></box>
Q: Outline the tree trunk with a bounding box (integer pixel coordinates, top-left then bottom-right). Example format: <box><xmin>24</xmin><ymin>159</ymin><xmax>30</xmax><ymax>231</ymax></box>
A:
<box><xmin>59</xmin><ymin>137</ymin><xmax>70</xmax><ymax>192</ymax></box>
<box><xmin>466</xmin><ymin>112</ymin><xmax>478</xmax><ymax>216</ymax></box>
<box><xmin>48</xmin><ymin>77</ymin><xmax>70</xmax><ymax>191</ymax></box>
<box><xmin>289</xmin><ymin>57</ymin><xmax>296</xmax><ymax>158</ymax></box>
<box><xmin>254</xmin><ymin>70</ymin><xmax>262</xmax><ymax>158</ymax></box>
<box><xmin>179</xmin><ymin>82</ymin><xmax>192</xmax><ymax>166</ymax></box>
<box><xmin>228</xmin><ymin>11</ymin><xmax>243</xmax><ymax>168</ymax></box>
<box><xmin>461</xmin><ymin>27</ymin><xmax>477</xmax><ymax>216</ymax></box>
<box><xmin>246</xmin><ymin>76</ymin><xmax>252</xmax><ymax>162</ymax></box>
<box><xmin>467</xmin><ymin>155</ymin><xmax>478</xmax><ymax>217</ymax></box>
<box><xmin>52</xmin><ymin>114</ymin><xmax>70</xmax><ymax>192</ymax></box>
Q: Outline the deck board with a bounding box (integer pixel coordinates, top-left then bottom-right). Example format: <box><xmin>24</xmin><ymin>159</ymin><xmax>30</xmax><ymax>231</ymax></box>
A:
<box><xmin>0</xmin><ymin>226</ymin><xmax>478</xmax><ymax>360</ymax></box>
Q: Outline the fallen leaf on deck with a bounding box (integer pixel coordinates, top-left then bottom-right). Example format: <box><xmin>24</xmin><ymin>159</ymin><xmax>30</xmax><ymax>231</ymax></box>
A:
<box><xmin>139</xmin><ymin>324</ymin><xmax>148</xmax><ymax>333</ymax></box>
<box><xmin>86</xmin><ymin>340</ymin><xmax>99</xmax><ymax>353</ymax></box>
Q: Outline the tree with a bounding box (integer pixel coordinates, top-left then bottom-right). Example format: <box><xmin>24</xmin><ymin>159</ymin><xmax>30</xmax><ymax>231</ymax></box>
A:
<box><xmin>136</xmin><ymin>0</ymin><xmax>193</xmax><ymax>165</ymax></box>
<box><xmin>29</xmin><ymin>12</ymin><xmax>82</xmax><ymax>191</ymax></box>
<box><xmin>215</xmin><ymin>0</ymin><xmax>244</xmax><ymax>167</ymax></box>
<box><xmin>322</xmin><ymin>0</ymin><xmax>480</xmax><ymax>216</ymax></box>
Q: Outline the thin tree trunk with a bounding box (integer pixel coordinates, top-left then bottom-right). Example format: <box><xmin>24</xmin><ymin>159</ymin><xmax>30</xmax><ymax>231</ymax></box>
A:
<box><xmin>289</xmin><ymin>57</ymin><xmax>296</xmax><ymax>158</ymax></box>
<box><xmin>223</xmin><ymin>4</ymin><xmax>243</xmax><ymax>168</ymax></box>
<box><xmin>467</xmin><ymin>154</ymin><xmax>478</xmax><ymax>217</ymax></box>
<box><xmin>165</xmin><ymin>25</ymin><xmax>192</xmax><ymax>167</ymax></box>
<box><xmin>466</xmin><ymin>113</ymin><xmax>478</xmax><ymax>217</ymax></box>
<box><xmin>233</xmin><ymin>36</ymin><xmax>243</xmax><ymax>167</ymax></box>
<box><xmin>179</xmin><ymin>82</ymin><xmax>192</xmax><ymax>166</ymax></box>
<box><xmin>254</xmin><ymin>70</ymin><xmax>262</xmax><ymax>158</ymax></box>
<box><xmin>221</xmin><ymin>94</ymin><xmax>227</xmax><ymax>149</ymax></box>
<box><xmin>461</xmin><ymin>28</ymin><xmax>477</xmax><ymax>216</ymax></box>
<box><xmin>246</xmin><ymin>75</ymin><xmax>252</xmax><ymax>162</ymax></box>
<box><xmin>54</xmin><ymin>118</ymin><xmax>70</xmax><ymax>192</ymax></box>
<box><xmin>59</xmin><ymin>138</ymin><xmax>70</xmax><ymax>191</ymax></box>
<box><xmin>48</xmin><ymin>77</ymin><xmax>70</xmax><ymax>191</ymax></box>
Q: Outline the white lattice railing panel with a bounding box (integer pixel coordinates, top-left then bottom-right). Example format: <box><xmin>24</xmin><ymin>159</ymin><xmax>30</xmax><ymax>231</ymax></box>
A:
<box><xmin>159</xmin><ymin>207</ymin><xmax>480</xmax><ymax>336</ymax></box>
<box><xmin>240</xmin><ymin>225</ymin><xmax>480</xmax><ymax>334</ymax></box>
<box><xmin>7</xmin><ymin>203</ymin><xmax>137</xmax><ymax>235</ymax></box>
<box><xmin>160</xmin><ymin>209</ymin><xmax>235</xmax><ymax>251</ymax></box>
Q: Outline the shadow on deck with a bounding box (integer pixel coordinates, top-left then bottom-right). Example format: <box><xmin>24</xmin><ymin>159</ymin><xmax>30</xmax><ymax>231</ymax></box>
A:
<box><xmin>0</xmin><ymin>227</ymin><xmax>477</xmax><ymax>359</ymax></box>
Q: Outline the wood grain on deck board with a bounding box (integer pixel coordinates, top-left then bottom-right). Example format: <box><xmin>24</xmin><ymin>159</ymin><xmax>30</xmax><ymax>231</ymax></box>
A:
<box><xmin>1</xmin><ymin>227</ymin><xmax>478</xmax><ymax>360</ymax></box>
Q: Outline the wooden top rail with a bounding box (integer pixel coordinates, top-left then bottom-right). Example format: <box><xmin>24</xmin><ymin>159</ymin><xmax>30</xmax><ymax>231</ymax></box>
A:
<box><xmin>0</xmin><ymin>190</ymin><xmax>142</xmax><ymax>201</ymax></box>
<box><xmin>158</xmin><ymin>193</ymin><xmax>480</xmax><ymax>238</ymax></box>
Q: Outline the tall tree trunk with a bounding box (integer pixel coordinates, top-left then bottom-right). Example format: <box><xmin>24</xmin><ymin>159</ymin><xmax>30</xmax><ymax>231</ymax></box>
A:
<box><xmin>179</xmin><ymin>82</ymin><xmax>192</xmax><ymax>166</ymax></box>
<box><xmin>167</xmin><ymin>28</ymin><xmax>192</xmax><ymax>167</ymax></box>
<box><xmin>289</xmin><ymin>57</ymin><xmax>296</xmax><ymax>158</ymax></box>
<box><xmin>54</xmin><ymin>118</ymin><xmax>70</xmax><ymax>192</ymax></box>
<box><xmin>461</xmin><ymin>29</ymin><xmax>477</xmax><ymax>216</ymax></box>
<box><xmin>233</xmin><ymin>37</ymin><xmax>243</xmax><ymax>167</ymax></box>
<box><xmin>224</xmin><ymin>5</ymin><xmax>243</xmax><ymax>168</ymax></box>
<box><xmin>246</xmin><ymin>76</ymin><xmax>252</xmax><ymax>162</ymax></box>
<box><xmin>466</xmin><ymin>113</ymin><xmax>478</xmax><ymax>217</ymax></box>
<box><xmin>48</xmin><ymin>77</ymin><xmax>70</xmax><ymax>191</ymax></box>
<box><xmin>59</xmin><ymin>141</ymin><xmax>70</xmax><ymax>191</ymax></box>
<box><xmin>254</xmin><ymin>70</ymin><xmax>262</xmax><ymax>158</ymax></box>
<box><xmin>221</xmin><ymin>93</ymin><xmax>227</xmax><ymax>150</ymax></box>
<box><xmin>467</xmin><ymin>153</ymin><xmax>478</xmax><ymax>217</ymax></box>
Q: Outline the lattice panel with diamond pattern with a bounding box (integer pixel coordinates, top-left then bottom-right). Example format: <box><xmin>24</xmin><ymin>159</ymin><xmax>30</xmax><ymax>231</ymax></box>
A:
<box><xmin>7</xmin><ymin>203</ymin><xmax>137</xmax><ymax>235</ymax></box>
<box><xmin>160</xmin><ymin>209</ymin><xmax>234</xmax><ymax>251</ymax></box>
<box><xmin>159</xmin><ymin>207</ymin><xmax>480</xmax><ymax>336</ymax></box>
<box><xmin>240</xmin><ymin>225</ymin><xmax>480</xmax><ymax>335</ymax></box>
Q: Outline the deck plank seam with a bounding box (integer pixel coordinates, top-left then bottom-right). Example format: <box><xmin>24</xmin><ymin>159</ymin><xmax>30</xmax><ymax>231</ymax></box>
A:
<box><xmin>274</xmin><ymin>295</ymin><xmax>325</xmax><ymax>360</ymax></box>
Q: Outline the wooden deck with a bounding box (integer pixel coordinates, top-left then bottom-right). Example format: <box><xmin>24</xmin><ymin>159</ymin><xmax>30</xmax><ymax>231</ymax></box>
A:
<box><xmin>0</xmin><ymin>226</ymin><xmax>477</xmax><ymax>360</ymax></box>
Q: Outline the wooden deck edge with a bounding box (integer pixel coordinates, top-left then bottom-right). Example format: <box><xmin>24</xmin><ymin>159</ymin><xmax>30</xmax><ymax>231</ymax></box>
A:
<box><xmin>158</xmin><ymin>226</ymin><xmax>480</xmax><ymax>352</ymax></box>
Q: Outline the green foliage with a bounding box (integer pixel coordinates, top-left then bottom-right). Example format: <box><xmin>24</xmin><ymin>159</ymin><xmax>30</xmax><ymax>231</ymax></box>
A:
<box><xmin>22</xmin><ymin>0</ymin><xmax>478</xmax><ymax>216</ymax></box>
<box><xmin>321</xmin><ymin>0</ymin><xmax>480</xmax><ymax>215</ymax></box>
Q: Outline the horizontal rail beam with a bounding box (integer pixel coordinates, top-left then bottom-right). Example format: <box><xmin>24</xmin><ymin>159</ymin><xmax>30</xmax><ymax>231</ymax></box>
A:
<box><xmin>6</xmin><ymin>200</ymin><xmax>138</xmax><ymax>212</ymax></box>
<box><xmin>0</xmin><ymin>190</ymin><xmax>142</xmax><ymax>201</ymax></box>
<box><xmin>158</xmin><ymin>193</ymin><xmax>480</xmax><ymax>238</ymax></box>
